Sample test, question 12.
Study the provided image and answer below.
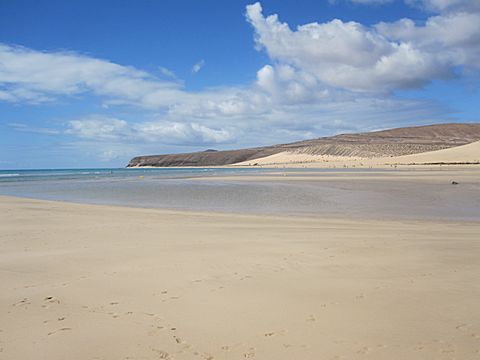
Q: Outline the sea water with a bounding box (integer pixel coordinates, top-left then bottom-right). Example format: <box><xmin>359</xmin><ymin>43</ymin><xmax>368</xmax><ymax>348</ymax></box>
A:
<box><xmin>1</xmin><ymin>167</ymin><xmax>479</xmax><ymax>221</ymax></box>
<box><xmin>0</xmin><ymin>167</ymin><xmax>293</xmax><ymax>211</ymax></box>
<box><xmin>0</xmin><ymin>167</ymin><xmax>362</xmax><ymax>216</ymax></box>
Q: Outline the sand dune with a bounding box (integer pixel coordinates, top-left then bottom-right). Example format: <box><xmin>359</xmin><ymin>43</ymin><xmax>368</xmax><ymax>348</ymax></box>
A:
<box><xmin>233</xmin><ymin>140</ymin><xmax>480</xmax><ymax>168</ymax></box>
<box><xmin>387</xmin><ymin>140</ymin><xmax>480</xmax><ymax>164</ymax></box>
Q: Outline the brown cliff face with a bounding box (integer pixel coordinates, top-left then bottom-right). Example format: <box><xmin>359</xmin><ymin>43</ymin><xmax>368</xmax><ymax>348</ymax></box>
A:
<box><xmin>127</xmin><ymin>123</ymin><xmax>480</xmax><ymax>167</ymax></box>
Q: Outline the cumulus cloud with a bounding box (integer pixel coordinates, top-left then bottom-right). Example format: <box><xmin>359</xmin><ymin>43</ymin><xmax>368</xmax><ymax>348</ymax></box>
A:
<box><xmin>376</xmin><ymin>12</ymin><xmax>480</xmax><ymax>69</ymax></box>
<box><xmin>245</xmin><ymin>2</ymin><xmax>480</xmax><ymax>93</ymax></box>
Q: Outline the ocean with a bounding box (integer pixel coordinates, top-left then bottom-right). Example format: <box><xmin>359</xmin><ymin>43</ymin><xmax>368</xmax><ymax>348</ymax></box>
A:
<box><xmin>0</xmin><ymin>167</ymin><xmax>266</xmax><ymax>182</ymax></box>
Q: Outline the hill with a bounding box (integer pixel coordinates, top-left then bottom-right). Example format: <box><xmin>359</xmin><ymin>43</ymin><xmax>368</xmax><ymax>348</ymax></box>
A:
<box><xmin>127</xmin><ymin>123</ymin><xmax>480</xmax><ymax>167</ymax></box>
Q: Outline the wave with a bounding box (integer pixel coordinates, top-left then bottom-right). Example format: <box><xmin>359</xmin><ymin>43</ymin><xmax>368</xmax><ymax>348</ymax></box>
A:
<box><xmin>0</xmin><ymin>173</ymin><xmax>20</xmax><ymax>177</ymax></box>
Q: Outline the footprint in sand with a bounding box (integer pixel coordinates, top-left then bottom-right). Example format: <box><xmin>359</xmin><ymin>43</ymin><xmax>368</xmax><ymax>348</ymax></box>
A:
<box><xmin>455</xmin><ymin>323</ymin><xmax>480</xmax><ymax>338</ymax></box>
<box><xmin>44</xmin><ymin>296</ymin><xmax>60</xmax><ymax>303</ymax></box>
<box><xmin>47</xmin><ymin>327</ymin><xmax>72</xmax><ymax>336</ymax></box>
<box><xmin>42</xmin><ymin>296</ymin><xmax>60</xmax><ymax>308</ymax></box>
<box><xmin>108</xmin><ymin>312</ymin><xmax>119</xmax><ymax>318</ymax></box>
<box><xmin>264</xmin><ymin>330</ymin><xmax>285</xmax><ymax>337</ymax></box>
<box><xmin>210</xmin><ymin>286</ymin><xmax>225</xmax><ymax>292</ymax></box>
<box><xmin>356</xmin><ymin>346</ymin><xmax>371</xmax><ymax>355</ymax></box>
<box><xmin>147</xmin><ymin>326</ymin><xmax>163</xmax><ymax>336</ymax></box>
<box><xmin>456</xmin><ymin>323</ymin><xmax>469</xmax><ymax>331</ymax></box>
<box><xmin>12</xmin><ymin>298</ymin><xmax>31</xmax><ymax>307</ymax></box>
<box><xmin>244</xmin><ymin>348</ymin><xmax>256</xmax><ymax>358</ymax></box>
<box><xmin>152</xmin><ymin>349</ymin><xmax>170</xmax><ymax>359</ymax></box>
<box><xmin>173</xmin><ymin>335</ymin><xmax>185</xmax><ymax>344</ymax></box>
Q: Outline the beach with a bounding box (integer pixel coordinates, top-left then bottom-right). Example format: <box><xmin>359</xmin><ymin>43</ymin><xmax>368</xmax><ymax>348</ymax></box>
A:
<box><xmin>2</xmin><ymin>0</ymin><xmax>480</xmax><ymax>358</ymax></box>
<box><xmin>1</xmin><ymin>167</ymin><xmax>480</xmax><ymax>359</ymax></box>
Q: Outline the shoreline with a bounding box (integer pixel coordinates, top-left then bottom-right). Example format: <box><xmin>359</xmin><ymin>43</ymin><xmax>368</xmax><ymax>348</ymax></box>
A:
<box><xmin>1</xmin><ymin>193</ymin><xmax>479</xmax><ymax>225</ymax></box>
<box><xmin>2</xmin><ymin>167</ymin><xmax>480</xmax><ymax>222</ymax></box>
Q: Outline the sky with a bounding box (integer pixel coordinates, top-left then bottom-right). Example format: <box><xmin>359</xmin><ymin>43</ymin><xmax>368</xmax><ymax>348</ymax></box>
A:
<box><xmin>0</xmin><ymin>0</ymin><xmax>479</xmax><ymax>169</ymax></box>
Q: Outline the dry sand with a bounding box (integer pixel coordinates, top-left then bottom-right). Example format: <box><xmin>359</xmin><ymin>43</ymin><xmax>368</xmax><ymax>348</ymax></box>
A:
<box><xmin>1</xmin><ymin>195</ymin><xmax>480</xmax><ymax>359</ymax></box>
<box><xmin>232</xmin><ymin>140</ymin><xmax>480</xmax><ymax>168</ymax></box>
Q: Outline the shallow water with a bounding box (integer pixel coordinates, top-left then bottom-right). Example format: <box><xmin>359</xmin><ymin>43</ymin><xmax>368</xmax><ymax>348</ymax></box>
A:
<box><xmin>1</xmin><ymin>167</ymin><xmax>479</xmax><ymax>221</ymax></box>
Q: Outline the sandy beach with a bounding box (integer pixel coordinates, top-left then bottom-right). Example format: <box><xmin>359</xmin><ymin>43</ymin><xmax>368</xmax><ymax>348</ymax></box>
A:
<box><xmin>3</xmin><ymin>0</ymin><xmax>480</xmax><ymax>358</ymax></box>
<box><xmin>232</xmin><ymin>140</ymin><xmax>480</xmax><ymax>169</ymax></box>
<box><xmin>1</xmin><ymin>187</ymin><xmax>480</xmax><ymax>359</ymax></box>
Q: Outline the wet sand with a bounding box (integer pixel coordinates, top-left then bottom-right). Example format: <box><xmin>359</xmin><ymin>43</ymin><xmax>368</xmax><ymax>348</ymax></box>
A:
<box><xmin>1</xmin><ymin>191</ymin><xmax>480</xmax><ymax>360</ymax></box>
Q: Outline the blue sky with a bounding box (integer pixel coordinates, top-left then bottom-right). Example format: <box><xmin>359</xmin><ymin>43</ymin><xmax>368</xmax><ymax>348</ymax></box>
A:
<box><xmin>0</xmin><ymin>0</ymin><xmax>479</xmax><ymax>169</ymax></box>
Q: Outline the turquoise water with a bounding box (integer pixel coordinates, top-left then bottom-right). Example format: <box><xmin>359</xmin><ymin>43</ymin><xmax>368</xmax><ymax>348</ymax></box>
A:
<box><xmin>0</xmin><ymin>167</ymin><xmax>268</xmax><ymax>183</ymax></box>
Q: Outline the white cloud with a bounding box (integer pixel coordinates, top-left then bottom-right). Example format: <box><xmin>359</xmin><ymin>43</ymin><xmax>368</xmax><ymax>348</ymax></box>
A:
<box><xmin>66</xmin><ymin>115</ymin><xmax>234</xmax><ymax>146</ymax></box>
<box><xmin>136</xmin><ymin>121</ymin><xmax>233</xmax><ymax>145</ymax></box>
<box><xmin>192</xmin><ymin>59</ymin><xmax>206</xmax><ymax>73</ymax></box>
<box><xmin>405</xmin><ymin>0</ymin><xmax>480</xmax><ymax>13</ymax></box>
<box><xmin>376</xmin><ymin>12</ymin><xmax>480</xmax><ymax>70</ymax></box>
<box><xmin>66</xmin><ymin>116</ymin><xmax>130</xmax><ymax>139</ymax></box>
<box><xmin>245</xmin><ymin>2</ymin><xmax>480</xmax><ymax>93</ymax></box>
<box><xmin>340</xmin><ymin>0</ymin><xmax>479</xmax><ymax>12</ymax></box>
<box><xmin>158</xmin><ymin>66</ymin><xmax>176</xmax><ymax>78</ymax></box>
<box><xmin>0</xmin><ymin>44</ymin><xmax>184</xmax><ymax>107</ymax></box>
<box><xmin>7</xmin><ymin>122</ymin><xmax>60</xmax><ymax>135</ymax></box>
